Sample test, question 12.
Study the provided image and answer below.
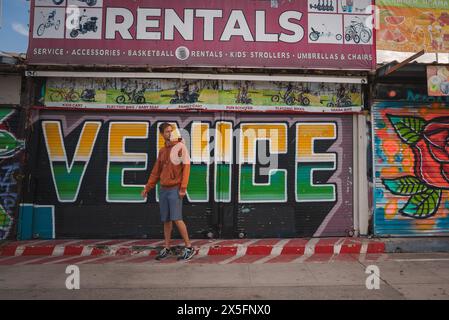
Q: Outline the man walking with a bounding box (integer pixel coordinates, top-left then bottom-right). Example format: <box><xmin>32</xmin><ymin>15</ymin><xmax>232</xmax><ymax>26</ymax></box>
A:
<box><xmin>141</xmin><ymin>123</ymin><xmax>195</xmax><ymax>261</ymax></box>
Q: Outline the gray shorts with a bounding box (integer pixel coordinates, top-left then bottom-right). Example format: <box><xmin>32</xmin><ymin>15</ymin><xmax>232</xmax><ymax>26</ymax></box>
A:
<box><xmin>159</xmin><ymin>187</ymin><xmax>183</xmax><ymax>222</ymax></box>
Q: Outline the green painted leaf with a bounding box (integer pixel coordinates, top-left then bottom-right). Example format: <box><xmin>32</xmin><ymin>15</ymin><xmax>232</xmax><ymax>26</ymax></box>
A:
<box><xmin>387</xmin><ymin>115</ymin><xmax>426</xmax><ymax>145</ymax></box>
<box><xmin>382</xmin><ymin>176</ymin><xmax>428</xmax><ymax>195</ymax></box>
<box><xmin>400</xmin><ymin>189</ymin><xmax>441</xmax><ymax>219</ymax></box>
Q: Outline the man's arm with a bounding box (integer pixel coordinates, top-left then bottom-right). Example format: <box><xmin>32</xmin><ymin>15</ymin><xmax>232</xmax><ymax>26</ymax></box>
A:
<box><xmin>179</xmin><ymin>143</ymin><xmax>191</xmax><ymax>195</ymax></box>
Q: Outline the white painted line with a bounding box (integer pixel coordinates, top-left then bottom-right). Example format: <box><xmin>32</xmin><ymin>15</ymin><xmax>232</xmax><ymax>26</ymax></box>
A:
<box><xmin>360</xmin><ymin>242</ymin><xmax>369</xmax><ymax>254</ymax></box>
<box><xmin>218</xmin><ymin>240</ymin><xmax>259</xmax><ymax>264</ymax></box>
<box><xmin>291</xmin><ymin>238</ymin><xmax>320</xmax><ymax>263</ymax></box>
<box><xmin>53</xmin><ymin>240</ymin><xmax>80</xmax><ymax>256</ymax></box>
<box><xmin>359</xmin><ymin>242</ymin><xmax>369</xmax><ymax>262</ymax></box>
<box><xmin>333</xmin><ymin>238</ymin><xmax>346</xmax><ymax>254</ymax></box>
<box><xmin>81</xmin><ymin>246</ymin><xmax>94</xmax><ymax>256</ymax></box>
<box><xmin>254</xmin><ymin>239</ymin><xmax>291</xmax><ymax>264</ymax></box>
<box><xmin>304</xmin><ymin>238</ymin><xmax>320</xmax><ymax>255</ymax></box>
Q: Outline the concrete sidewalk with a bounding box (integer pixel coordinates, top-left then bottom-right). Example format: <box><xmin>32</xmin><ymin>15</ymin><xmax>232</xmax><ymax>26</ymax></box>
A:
<box><xmin>1</xmin><ymin>253</ymin><xmax>449</xmax><ymax>299</ymax></box>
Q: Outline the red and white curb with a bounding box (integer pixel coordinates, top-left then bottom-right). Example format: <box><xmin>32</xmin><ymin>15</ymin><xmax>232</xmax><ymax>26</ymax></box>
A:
<box><xmin>0</xmin><ymin>238</ymin><xmax>385</xmax><ymax>259</ymax></box>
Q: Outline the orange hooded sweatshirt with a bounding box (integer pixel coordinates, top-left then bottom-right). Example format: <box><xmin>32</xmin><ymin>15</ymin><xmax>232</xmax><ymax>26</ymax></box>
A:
<box><xmin>144</xmin><ymin>140</ymin><xmax>191</xmax><ymax>193</ymax></box>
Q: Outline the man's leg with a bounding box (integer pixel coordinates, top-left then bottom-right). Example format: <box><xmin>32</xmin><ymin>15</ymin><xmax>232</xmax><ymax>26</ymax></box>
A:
<box><xmin>174</xmin><ymin>220</ymin><xmax>191</xmax><ymax>248</ymax></box>
<box><xmin>164</xmin><ymin>221</ymin><xmax>173</xmax><ymax>249</ymax></box>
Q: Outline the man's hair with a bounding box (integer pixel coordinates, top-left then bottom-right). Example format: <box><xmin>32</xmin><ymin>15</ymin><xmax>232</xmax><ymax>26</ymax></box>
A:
<box><xmin>159</xmin><ymin>122</ymin><xmax>172</xmax><ymax>134</ymax></box>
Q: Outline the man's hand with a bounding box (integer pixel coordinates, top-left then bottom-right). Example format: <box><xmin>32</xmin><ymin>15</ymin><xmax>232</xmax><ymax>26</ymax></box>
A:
<box><xmin>179</xmin><ymin>189</ymin><xmax>186</xmax><ymax>199</ymax></box>
<box><xmin>141</xmin><ymin>189</ymin><xmax>148</xmax><ymax>198</ymax></box>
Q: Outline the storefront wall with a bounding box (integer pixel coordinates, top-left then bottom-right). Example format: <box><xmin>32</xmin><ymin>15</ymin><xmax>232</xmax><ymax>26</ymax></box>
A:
<box><xmin>19</xmin><ymin>109</ymin><xmax>355</xmax><ymax>239</ymax></box>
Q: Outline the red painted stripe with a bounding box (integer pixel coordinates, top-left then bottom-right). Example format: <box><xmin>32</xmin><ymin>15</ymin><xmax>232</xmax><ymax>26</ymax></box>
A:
<box><xmin>246</xmin><ymin>246</ymin><xmax>273</xmax><ymax>255</ymax></box>
<box><xmin>208</xmin><ymin>246</ymin><xmax>238</xmax><ymax>255</ymax></box>
<box><xmin>0</xmin><ymin>245</ymin><xmax>18</xmax><ymax>256</ymax></box>
<box><xmin>115</xmin><ymin>247</ymin><xmax>133</xmax><ymax>256</ymax></box>
<box><xmin>22</xmin><ymin>246</ymin><xmax>55</xmax><ymax>256</ymax></box>
<box><xmin>63</xmin><ymin>246</ymin><xmax>84</xmax><ymax>256</ymax></box>
<box><xmin>340</xmin><ymin>240</ymin><xmax>363</xmax><ymax>254</ymax></box>
<box><xmin>314</xmin><ymin>238</ymin><xmax>341</xmax><ymax>254</ymax></box>
<box><xmin>280</xmin><ymin>239</ymin><xmax>308</xmax><ymax>255</ymax></box>
<box><xmin>90</xmin><ymin>247</ymin><xmax>106</xmax><ymax>256</ymax></box>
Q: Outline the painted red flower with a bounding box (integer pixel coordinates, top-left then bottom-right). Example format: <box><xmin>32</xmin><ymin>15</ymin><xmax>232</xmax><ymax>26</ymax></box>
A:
<box><xmin>413</xmin><ymin>119</ymin><xmax>449</xmax><ymax>189</ymax></box>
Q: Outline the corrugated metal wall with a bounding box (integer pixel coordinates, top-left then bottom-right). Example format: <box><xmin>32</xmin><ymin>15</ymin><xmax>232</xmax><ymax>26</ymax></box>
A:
<box><xmin>21</xmin><ymin>110</ymin><xmax>354</xmax><ymax>239</ymax></box>
<box><xmin>373</xmin><ymin>101</ymin><xmax>449</xmax><ymax>236</ymax></box>
<box><xmin>0</xmin><ymin>106</ymin><xmax>26</xmax><ymax>240</ymax></box>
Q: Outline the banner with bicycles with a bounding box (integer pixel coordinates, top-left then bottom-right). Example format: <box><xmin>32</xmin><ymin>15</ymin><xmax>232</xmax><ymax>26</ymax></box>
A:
<box><xmin>28</xmin><ymin>0</ymin><xmax>376</xmax><ymax>70</ymax></box>
<box><xmin>377</xmin><ymin>0</ymin><xmax>449</xmax><ymax>53</ymax></box>
<box><xmin>42</xmin><ymin>78</ymin><xmax>364</xmax><ymax>113</ymax></box>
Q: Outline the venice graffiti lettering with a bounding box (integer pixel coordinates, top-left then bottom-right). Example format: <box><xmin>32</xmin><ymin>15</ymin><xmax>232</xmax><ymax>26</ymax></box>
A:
<box><xmin>41</xmin><ymin>120</ymin><xmax>339</xmax><ymax>204</ymax></box>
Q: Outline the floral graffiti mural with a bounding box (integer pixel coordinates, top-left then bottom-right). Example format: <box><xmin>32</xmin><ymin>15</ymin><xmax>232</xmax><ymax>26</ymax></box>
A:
<box><xmin>0</xmin><ymin>108</ymin><xmax>25</xmax><ymax>239</ymax></box>
<box><xmin>374</xmin><ymin>102</ymin><xmax>449</xmax><ymax>236</ymax></box>
<box><xmin>382</xmin><ymin>115</ymin><xmax>447</xmax><ymax>219</ymax></box>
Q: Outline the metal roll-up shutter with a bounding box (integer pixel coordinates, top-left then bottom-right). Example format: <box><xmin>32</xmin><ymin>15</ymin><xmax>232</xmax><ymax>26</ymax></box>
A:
<box><xmin>0</xmin><ymin>106</ymin><xmax>26</xmax><ymax>240</ymax></box>
<box><xmin>234</xmin><ymin>113</ymin><xmax>354</xmax><ymax>238</ymax></box>
<box><xmin>373</xmin><ymin>101</ymin><xmax>449</xmax><ymax>236</ymax></box>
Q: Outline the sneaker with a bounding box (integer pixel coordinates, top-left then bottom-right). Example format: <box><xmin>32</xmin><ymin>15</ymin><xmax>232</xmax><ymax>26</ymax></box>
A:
<box><xmin>177</xmin><ymin>247</ymin><xmax>196</xmax><ymax>261</ymax></box>
<box><xmin>155</xmin><ymin>247</ymin><xmax>171</xmax><ymax>261</ymax></box>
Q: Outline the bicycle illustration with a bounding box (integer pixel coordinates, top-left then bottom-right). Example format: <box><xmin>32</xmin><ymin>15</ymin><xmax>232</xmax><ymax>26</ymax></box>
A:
<box><xmin>271</xmin><ymin>84</ymin><xmax>311</xmax><ymax>106</ymax></box>
<box><xmin>49</xmin><ymin>87</ymin><xmax>80</xmax><ymax>102</ymax></box>
<box><xmin>271</xmin><ymin>85</ymin><xmax>296</xmax><ymax>105</ymax></box>
<box><xmin>235</xmin><ymin>83</ymin><xmax>253</xmax><ymax>104</ymax></box>
<box><xmin>345</xmin><ymin>17</ymin><xmax>372</xmax><ymax>44</ymax></box>
<box><xmin>320</xmin><ymin>89</ymin><xmax>352</xmax><ymax>108</ymax></box>
<box><xmin>309</xmin><ymin>24</ymin><xmax>342</xmax><ymax>42</ymax></box>
<box><xmin>116</xmin><ymin>86</ymin><xmax>146</xmax><ymax>104</ymax></box>
<box><xmin>37</xmin><ymin>10</ymin><xmax>61</xmax><ymax>37</ymax></box>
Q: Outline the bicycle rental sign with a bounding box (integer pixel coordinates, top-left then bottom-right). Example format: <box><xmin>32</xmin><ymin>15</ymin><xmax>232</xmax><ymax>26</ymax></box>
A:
<box><xmin>27</xmin><ymin>0</ymin><xmax>376</xmax><ymax>70</ymax></box>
